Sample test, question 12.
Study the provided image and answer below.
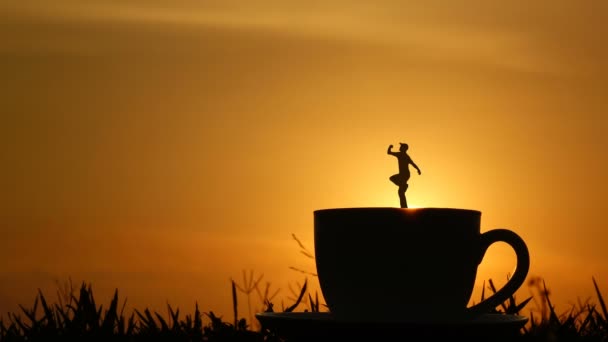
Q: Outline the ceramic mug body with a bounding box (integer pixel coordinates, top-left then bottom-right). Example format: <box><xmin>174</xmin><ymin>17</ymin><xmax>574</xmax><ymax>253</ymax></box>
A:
<box><xmin>313</xmin><ymin>207</ymin><xmax>529</xmax><ymax>322</ymax></box>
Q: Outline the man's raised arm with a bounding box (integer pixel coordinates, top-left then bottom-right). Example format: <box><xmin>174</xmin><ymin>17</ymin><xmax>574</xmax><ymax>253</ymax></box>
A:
<box><xmin>411</xmin><ymin>160</ymin><xmax>422</xmax><ymax>175</ymax></box>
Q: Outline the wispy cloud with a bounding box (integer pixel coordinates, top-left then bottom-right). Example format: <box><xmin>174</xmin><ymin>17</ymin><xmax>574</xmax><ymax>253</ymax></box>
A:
<box><xmin>3</xmin><ymin>0</ymin><xmax>591</xmax><ymax>76</ymax></box>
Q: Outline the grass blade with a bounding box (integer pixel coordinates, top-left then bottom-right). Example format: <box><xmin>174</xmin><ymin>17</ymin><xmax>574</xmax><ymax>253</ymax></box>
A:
<box><xmin>512</xmin><ymin>296</ymin><xmax>533</xmax><ymax>315</ymax></box>
<box><xmin>285</xmin><ymin>279</ymin><xmax>307</xmax><ymax>312</ymax></box>
<box><xmin>232</xmin><ymin>279</ymin><xmax>238</xmax><ymax>327</ymax></box>
<box><xmin>592</xmin><ymin>277</ymin><xmax>608</xmax><ymax>321</ymax></box>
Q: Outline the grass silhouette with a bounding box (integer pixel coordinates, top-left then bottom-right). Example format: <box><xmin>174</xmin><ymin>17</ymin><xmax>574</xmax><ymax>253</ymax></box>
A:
<box><xmin>2</xmin><ymin>276</ymin><xmax>608</xmax><ymax>341</ymax></box>
<box><xmin>0</xmin><ymin>280</ymin><xmax>272</xmax><ymax>342</ymax></box>
<box><xmin>1</xmin><ymin>237</ymin><xmax>608</xmax><ymax>341</ymax></box>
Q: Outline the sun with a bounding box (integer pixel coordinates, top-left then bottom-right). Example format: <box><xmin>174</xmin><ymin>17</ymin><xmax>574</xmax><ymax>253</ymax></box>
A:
<box><xmin>371</xmin><ymin>190</ymin><xmax>426</xmax><ymax>208</ymax></box>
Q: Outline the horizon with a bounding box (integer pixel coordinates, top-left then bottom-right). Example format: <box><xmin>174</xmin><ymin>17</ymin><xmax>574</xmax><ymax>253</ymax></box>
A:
<box><xmin>1</xmin><ymin>0</ymin><xmax>607</xmax><ymax>321</ymax></box>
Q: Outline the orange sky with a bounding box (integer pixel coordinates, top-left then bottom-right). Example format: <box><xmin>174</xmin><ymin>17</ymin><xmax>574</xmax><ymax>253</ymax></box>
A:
<box><xmin>1</xmin><ymin>0</ymin><xmax>607</xmax><ymax>320</ymax></box>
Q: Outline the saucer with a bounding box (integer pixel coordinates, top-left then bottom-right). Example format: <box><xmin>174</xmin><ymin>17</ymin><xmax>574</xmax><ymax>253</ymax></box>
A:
<box><xmin>256</xmin><ymin>312</ymin><xmax>528</xmax><ymax>341</ymax></box>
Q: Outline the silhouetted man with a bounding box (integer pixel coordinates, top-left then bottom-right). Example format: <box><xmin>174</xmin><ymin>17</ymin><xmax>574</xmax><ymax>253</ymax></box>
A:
<box><xmin>387</xmin><ymin>143</ymin><xmax>421</xmax><ymax>208</ymax></box>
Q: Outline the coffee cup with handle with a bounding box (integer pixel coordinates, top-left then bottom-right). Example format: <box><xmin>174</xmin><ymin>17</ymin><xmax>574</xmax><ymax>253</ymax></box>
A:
<box><xmin>314</xmin><ymin>207</ymin><xmax>530</xmax><ymax>322</ymax></box>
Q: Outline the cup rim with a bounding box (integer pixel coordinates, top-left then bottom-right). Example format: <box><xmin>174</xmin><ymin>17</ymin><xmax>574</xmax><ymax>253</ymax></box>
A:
<box><xmin>313</xmin><ymin>207</ymin><xmax>481</xmax><ymax>215</ymax></box>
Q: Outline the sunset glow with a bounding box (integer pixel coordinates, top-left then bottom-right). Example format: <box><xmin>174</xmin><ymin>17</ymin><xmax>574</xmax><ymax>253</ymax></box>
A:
<box><xmin>1</xmin><ymin>0</ymin><xmax>607</xmax><ymax>320</ymax></box>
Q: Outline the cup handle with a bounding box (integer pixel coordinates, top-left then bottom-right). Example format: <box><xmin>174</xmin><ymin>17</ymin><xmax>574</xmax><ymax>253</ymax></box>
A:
<box><xmin>466</xmin><ymin>228</ymin><xmax>530</xmax><ymax>316</ymax></box>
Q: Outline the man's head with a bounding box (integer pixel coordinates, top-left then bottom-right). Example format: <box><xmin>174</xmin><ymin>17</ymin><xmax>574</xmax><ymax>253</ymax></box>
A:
<box><xmin>399</xmin><ymin>143</ymin><xmax>409</xmax><ymax>152</ymax></box>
